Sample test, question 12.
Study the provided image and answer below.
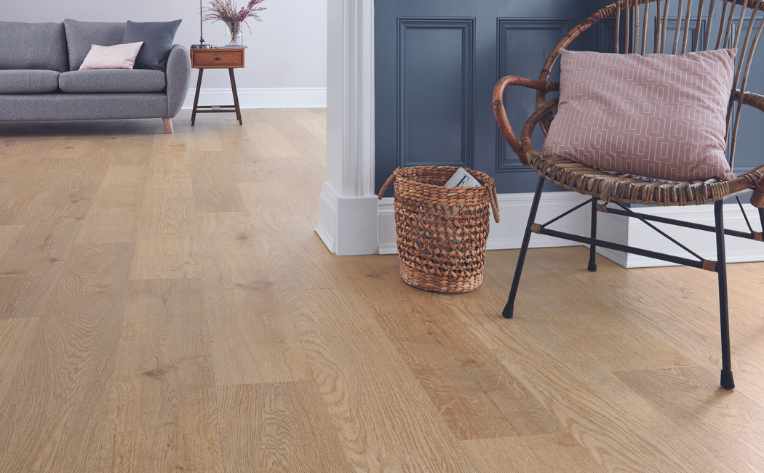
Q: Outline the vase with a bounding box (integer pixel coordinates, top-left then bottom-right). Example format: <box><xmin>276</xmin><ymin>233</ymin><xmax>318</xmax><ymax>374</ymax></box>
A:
<box><xmin>225</xmin><ymin>21</ymin><xmax>242</xmax><ymax>46</ymax></box>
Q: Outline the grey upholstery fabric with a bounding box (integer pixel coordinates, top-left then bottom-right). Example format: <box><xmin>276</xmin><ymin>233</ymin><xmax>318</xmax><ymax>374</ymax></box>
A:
<box><xmin>0</xmin><ymin>94</ymin><xmax>169</xmax><ymax>121</ymax></box>
<box><xmin>123</xmin><ymin>20</ymin><xmax>182</xmax><ymax>70</ymax></box>
<box><xmin>64</xmin><ymin>19</ymin><xmax>126</xmax><ymax>71</ymax></box>
<box><xmin>0</xmin><ymin>70</ymin><xmax>60</xmax><ymax>94</ymax></box>
<box><xmin>59</xmin><ymin>69</ymin><xmax>166</xmax><ymax>94</ymax></box>
<box><xmin>0</xmin><ymin>24</ymin><xmax>191</xmax><ymax>123</ymax></box>
<box><xmin>0</xmin><ymin>22</ymin><xmax>68</xmax><ymax>71</ymax></box>
<box><xmin>165</xmin><ymin>45</ymin><xmax>191</xmax><ymax>117</ymax></box>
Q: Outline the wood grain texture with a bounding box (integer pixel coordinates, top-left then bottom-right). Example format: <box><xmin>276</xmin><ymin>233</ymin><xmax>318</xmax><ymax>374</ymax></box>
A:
<box><xmin>340</xmin><ymin>264</ymin><xmax>557</xmax><ymax>440</ymax></box>
<box><xmin>203</xmin><ymin>283</ymin><xmax>309</xmax><ymax>385</ymax></box>
<box><xmin>191</xmin><ymin>48</ymin><xmax>245</xmax><ymax>69</ymax></box>
<box><xmin>294</xmin><ymin>288</ymin><xmax>476</xmax><ymax>472</ymax></box>
<box><xmin>82</xmin><ymin>278</ymin><xmax>214</xmax><ymax>473</ymax></box>
<box><xmin>0</xmin><ymin>225</ymin><xmax>23</xmax><ymax>259</ymax></box>
<box><xmin>130</xmin><ymin>172</ymin><xmax>196</xmax><ymax>280</ymax></box>
<box><xmin>0</xmin><ymin>243</ymin><xmax>132</xmax><ymax>473</ymax></box>
<box><xmin>1</xmin><ymin>112</ymin><xmax>764</xmax><ymax>472</ymax></box>
<box><xmin>189</xmin><ymin>149</ymin><xmax>245</xmax><ymax>213</ymax></box>
<box><xmin>464</xmin><ymin>433</ymin><xmax>606</xmax><ymax>473</ymax></box>
<box><xmin>213</xmin><ymin>382</ymin><xmax>352</xmax><ymax>473</ymax></box>
<box><xmin>0</xmin><ymin>317</ymin><xmax>39</xmax><ymax>403</ymax></box>
<box><xmin>616</xmin><ymin>366</ymin><xmax>764</xmax><ymax>472</ymax></box>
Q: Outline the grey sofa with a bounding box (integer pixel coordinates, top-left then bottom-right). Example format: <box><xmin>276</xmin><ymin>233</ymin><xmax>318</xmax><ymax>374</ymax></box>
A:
<box><xmin>0</xmin><ymin>20</ymin><xmax>191</xmax><ymax>133</ymax></box>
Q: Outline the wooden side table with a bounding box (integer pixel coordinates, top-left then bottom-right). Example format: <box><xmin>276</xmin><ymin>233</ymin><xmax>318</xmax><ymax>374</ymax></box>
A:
<box><xmin>190</xmin><ymin>47</ymin><xmax>245</xmax><ymax>126</ymax></box>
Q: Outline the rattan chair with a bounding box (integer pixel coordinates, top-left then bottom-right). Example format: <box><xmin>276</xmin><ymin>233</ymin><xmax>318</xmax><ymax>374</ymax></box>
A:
<box><xmin>494</xmin><ymin>0</ymin><xmax>764</xmax><ymax>390</ymax></box>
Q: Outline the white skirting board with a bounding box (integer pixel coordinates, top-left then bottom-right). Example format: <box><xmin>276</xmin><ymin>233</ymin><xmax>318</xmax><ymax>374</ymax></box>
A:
<box><xmin>613</xmin><ymin>203</ymin><xmax>764</xmax><ymax>268</ymax></box>
<box><xmin>378</xmin><ymin>191</ymin><xmax>764</xmax><ymax>269</ymax></box>
<box><xmin>378</xmin><ymin>191</ymin><xmax>591</xmax><ymax>255</ymax></box>
<box><xmin>182</xmin><ymin>87</ymin><xmax>327</xmax><ymax>110</ymax></box>
<box><xmin>317</xmin><ymin>182</ymin><xmax>380</xmax><ymax>256</ymax></box>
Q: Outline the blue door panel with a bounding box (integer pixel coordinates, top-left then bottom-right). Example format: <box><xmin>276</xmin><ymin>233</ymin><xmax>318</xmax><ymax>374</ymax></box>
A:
<box><xmin>398</xmin><ymin>18</ymin><xmax>474</xmax><ymax>167</ymax></box>
<box><xmin>375</xmin><ymin>0</ymin><xmax>601</xmax><ymax>193</ymax></box>
<box><xmin>376</xmin><ymin>1</ymin><xmax>764</xmax><ymax>194</ymax></box>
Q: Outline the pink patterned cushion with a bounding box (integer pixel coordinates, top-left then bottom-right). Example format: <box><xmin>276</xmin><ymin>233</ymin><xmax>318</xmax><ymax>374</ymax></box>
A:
<box><xmin>543</xmin><ymin>49</ymin><xmax>736</xmax><ymax>181</ymax></box>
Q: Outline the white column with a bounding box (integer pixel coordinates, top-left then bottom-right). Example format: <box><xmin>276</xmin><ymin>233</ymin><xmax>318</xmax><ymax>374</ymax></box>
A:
<box><xmin>316</xmin><ymin>0</ymin><xmax>379</xmax><ymax>255</ymax></box>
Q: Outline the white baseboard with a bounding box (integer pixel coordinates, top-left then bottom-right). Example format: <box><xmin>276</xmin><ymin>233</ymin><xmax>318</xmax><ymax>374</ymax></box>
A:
<box><xmin>377</xmin><ymin>191</ymin><xmax>764</xmax><ymax>269</ymax></box>
<box><xmin>618</xmin><ymin>202</ymin><xmax>764</xmax><ymax>268</ymax></box>
<box><xmin>378</xmin><ymin>191</ymin><xmax>591</xmax><ymax>255</ymax></box>
<box><xmin>317</xmin><ymin>182</ymin><xmax>379</xmax><ymax>256</ymax></box>
<box><xmin>182</xmin><ymin>87</ymin><xmax>327</xmax><ymax>110</ymax></box>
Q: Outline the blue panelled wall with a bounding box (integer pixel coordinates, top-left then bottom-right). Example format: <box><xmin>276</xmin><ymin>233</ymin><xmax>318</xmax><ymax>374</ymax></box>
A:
<box><xmin>375</xmin><ymin>0</ymin><xmax>603</xmax><ymax>193</ymax></box>
<box><xmin>375</xmin><ymin>0</ymin><xmax>764</xmax><ymax>193</ymax></box>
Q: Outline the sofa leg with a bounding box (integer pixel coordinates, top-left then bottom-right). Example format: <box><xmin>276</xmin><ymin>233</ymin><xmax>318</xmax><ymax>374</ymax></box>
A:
<box><xmin>162</xmin><ymin>118</ymin><xmax>174</xmax><ymax>134</ymax></box>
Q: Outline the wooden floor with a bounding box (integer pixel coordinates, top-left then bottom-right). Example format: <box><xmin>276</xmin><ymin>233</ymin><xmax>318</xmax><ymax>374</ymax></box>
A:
<box><xmin>1</xmin><ymin>111</ymin><xmax>764</xmax><ymax>472</ymax></box>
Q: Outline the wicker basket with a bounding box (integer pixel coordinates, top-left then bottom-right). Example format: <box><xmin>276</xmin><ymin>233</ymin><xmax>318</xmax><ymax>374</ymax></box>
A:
<box><xmin>377</xmin><ymin>166</ymin><xmax>500</xmax><ymax>294</ymax></box>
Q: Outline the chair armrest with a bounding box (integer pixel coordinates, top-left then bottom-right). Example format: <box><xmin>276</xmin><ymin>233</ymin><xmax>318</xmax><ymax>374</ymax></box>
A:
<box><xmin>735</xmin><ymin>90</ymin><xmax>764</xmax><ymax>112</ymax></box>
<box><xmin>521</xmin><ymin>100</ymin><xmax>559</xmax><ymax>156</ymax></box>
<box><xmin>165</xmin><ymin>45</ymin><xmax>191</xmax><ymax>118</ymax></box>
<box><xmin>492</xmin><ymin>75</ymin><xmax>558</xmax><ymax>165</ymax></box>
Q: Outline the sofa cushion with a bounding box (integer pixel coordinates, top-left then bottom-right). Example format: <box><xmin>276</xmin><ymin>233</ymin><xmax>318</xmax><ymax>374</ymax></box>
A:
<box><xmin>123</xmin><ymin>20</ymin><xmax>182</xmax><ymax>69</ymax></box>
<box><xmin>64</xmin><ymin>19</ymin><xmax>126</xmax><ymax>71</ymax></box>
<box><xmin>0</xmin><ymin>22</ymin><xmax>68</xmax><ymax>72</ymax></box>
<box><xmin>59</xmin><ymin>69</ymin><xmax>166</xmax><ymax>93</ymax></box>
<box><xmin>0</xmin><ymin>93</ymin><xmax>169</xmax><ymax>121</ymax></box>
<box><xmin>0</xmin><ymin>70</ymin><xmax>60</xmax><ymax>94</ymax></box>
<box><xmin>80</xmin><ymin>42</ymin><xmax>144</xmax><ymax>70</ymax></box>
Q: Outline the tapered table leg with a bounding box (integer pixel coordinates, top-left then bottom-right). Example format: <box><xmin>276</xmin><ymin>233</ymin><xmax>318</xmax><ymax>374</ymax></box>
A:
<box><xmin>191</xmin><ymin>68</ymin><xmax>204</xmax><ymax>126</ymax></box>
<box><xmin>229</xmin><ymin>68</ymin><xmax>243</xmax><ymax>125</ymax></box>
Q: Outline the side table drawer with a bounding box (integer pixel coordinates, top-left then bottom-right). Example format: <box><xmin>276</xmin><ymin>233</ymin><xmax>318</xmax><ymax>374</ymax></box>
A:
<box><xmin>192</xmin><ymin>49</ymin><xmax>245</xmax><ymax>68</ymax></box>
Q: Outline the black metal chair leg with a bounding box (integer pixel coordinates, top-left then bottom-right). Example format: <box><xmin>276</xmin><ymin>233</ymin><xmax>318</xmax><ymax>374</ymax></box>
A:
<box><xmin>715</xmin><ymin>201</ymin><xmax>735</xmax><ymax>390</ymax></box>
<box><xmin>588</xmin><ymin>198</ymin><xmax>598</xmax><ymax>272</ymax></box>
<box><xmin>503</xmin><ymin>177</ymin><xmax>545</xmax><ymax>319</ymax></box>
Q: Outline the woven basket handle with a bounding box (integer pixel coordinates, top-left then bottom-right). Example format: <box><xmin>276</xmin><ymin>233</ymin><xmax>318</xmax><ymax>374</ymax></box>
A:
<box><xmin>377</xmin><ymin>168</ymin><xmax>398</xmax><ymax>199</ymax></box>
<box><xmin>488</xmin><ymin>181</ymin><xmax>500</xmax><ymax>224</ymax></box>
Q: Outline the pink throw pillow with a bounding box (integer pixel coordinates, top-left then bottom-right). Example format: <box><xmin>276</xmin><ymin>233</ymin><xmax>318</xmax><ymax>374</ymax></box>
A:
<box><xmin>79</xmin><ymin>42</ymin><xmax>144</xmax><ymax>70</ymax></box>
<box><xmin>543</xmin><ymin>49</ymin><xmax>735</xmax><ymax>181</ymax></box>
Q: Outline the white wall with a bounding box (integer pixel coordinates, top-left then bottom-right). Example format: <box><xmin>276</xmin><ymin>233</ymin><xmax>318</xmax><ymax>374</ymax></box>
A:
<box><xmin>5</xmin><ymin>0</ymin><xmax>327</xmax><ymax>104</ymax></box>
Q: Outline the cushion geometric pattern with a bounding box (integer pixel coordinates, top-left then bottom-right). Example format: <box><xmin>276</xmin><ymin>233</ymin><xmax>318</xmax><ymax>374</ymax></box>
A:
<box><xmin>543</xmin><ymin>49</ymin><xmax>736</xmax><ymax>182</ymax></box>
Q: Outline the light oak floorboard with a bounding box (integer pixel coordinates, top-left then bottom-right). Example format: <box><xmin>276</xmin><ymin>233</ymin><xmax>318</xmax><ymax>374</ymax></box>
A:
<box><xmin>0</xmin><ymin>243</ymin><xmax>132</xmax><ymax>473</ymax></box>
<box><xmin>294</xmin><ymin>288</ymin><xmax>476</xmax><ymax>472</ymax></box>
<box><xmin>212</xmin><ymin>382</ymin><xmax>353</xmax><ymax>473</ymax></box>
<box><xmin>0</xmin><ymin>317</ymin><xmax>39</xmax><ymax>403</ymax></box>
<box><xmin>463</xmin><ymin>433</ymin><xmax>606</xmax><ymax>473</ymax></box>
<box><xmin>1</xmin><ymin>113</ymin><xmax>764</xmax><ymax>472</ymax></box>
<box><xmin>0</xmin><ymin>225</ymin><xmax>23</xmax><ymax>260</ymax></box>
